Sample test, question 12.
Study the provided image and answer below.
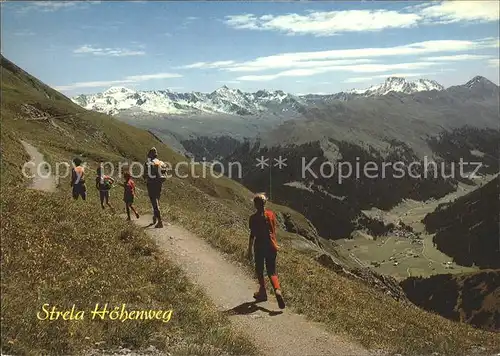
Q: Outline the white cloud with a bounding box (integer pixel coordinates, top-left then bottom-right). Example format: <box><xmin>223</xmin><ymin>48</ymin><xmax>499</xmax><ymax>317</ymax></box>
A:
<box><xmin>487</xmin><ymin>59</ymin><xmax>500</xmax><ymax>68</ymax></box>
<box><xmin>236</xmin><ymin>62</ymin><xmax>441</xmax><ymax>81</ymax></box>
<box><xmin>29</xmin><ymin>1</ymin><xmax>78</xmax><ymax>11</ymax></box>
<box><xmin>178</xmin><ymin>60</ymin><xmax>235</xmax><ymax>69</ymax></box>
<box><xmin>55</xmin><ymin>72</ymin><xmax>183</xmax><ymax>92</ymax></box>
<box><xmin>225</xmin><ymin>10</ymin><xmax>421</xmax><ymax>36</ymax></box>
<box><xmin>253</xmin><ymin>38</ymin><xmax>497</xmax><ymax>64</ymax></box>
<box><xmin>226</xmin><ymin>59</ymin><xmax>374</xmax><ymax>72</ymax></box>
<box><xmin>422</xmin><ymin>54</ymin><xmax>492</xmax><ymax>61</ymax></box>
<box><xmin>210</xmin><ymin>60</ymin><xmax>236</xmax><ymax>67</ymax></box>
<box><xmin>225</xmin><ymin>14</ymin><xmax>261</xmax><ymax>30</ymax></box>
<box><xmin>180</xmin><ymin>62</ymin><xmax>207</xmax><ymax>69</ymax></box>
<box><xmin>17</xmin><ymin>1</ymin><xmax>99</xmax><ymax>13</ymax></box>
<box><xmin>418</xmin><ymin>1</ymin><xmax>499</xmax><ymax>24</ymax></box>
<box><xmin>225</xmin><ymin>2</ymin><xmax>499</xmax><ymax>36</ymax></box>
<box><xmin>55</xmin><ymin>80</ymin><xmax>134</xmax><ymax>91</ymax></box>
<box><xmin>183</xmin><ymin>38</ymin><xmax>498</xmax><ymax>75</ymax></box>
<box><xmin>73</xmin><ymin>45</ymin><xmax>145</xmax><ymax>57</ymax></box>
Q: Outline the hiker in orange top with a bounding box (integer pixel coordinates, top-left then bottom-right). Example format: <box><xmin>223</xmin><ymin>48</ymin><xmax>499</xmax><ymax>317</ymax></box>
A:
<box><xmin>95</xmin><ymin>167</ymin><xmax>115</xmax><ymax>210</ymax></box>
<box><xmin>248</xmin><ymin>193</ymin><xmax>285</xmax><ymax>309</ymax></box>
<box><xmin>71</xmin><ymin>157</ymin><xmax>86</xmax><ymax>200</ymax></box>
<box><xmin>123</xmin><ymin>171</ymin><xmax>140</xmax><ymax>221</ymax></box>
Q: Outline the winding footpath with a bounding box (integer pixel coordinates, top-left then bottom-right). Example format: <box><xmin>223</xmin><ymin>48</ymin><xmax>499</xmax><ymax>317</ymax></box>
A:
<box><xmin>137</xmin><ymin>215</ymin><xmax>370</xmax><ymax>356</ymax></box>
<box><xmin>21</xmin><ymin>140</ymin><xmax>56</xmax><ymax>192</ymax></box>
<box><xmin>22</xmin><ymin>142</ymin><xmax>370</xmax><ymax>356</ymax></box>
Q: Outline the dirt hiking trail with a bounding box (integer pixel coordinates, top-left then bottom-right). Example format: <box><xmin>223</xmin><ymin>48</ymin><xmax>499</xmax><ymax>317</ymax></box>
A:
<box><xmin>20</xmin><ymin>142</ymin><xmax>369</xmax><ymax>355</ymax></box>
<box><xmin>136</xmin><ymin>214</ymin><xmax>370</xmax><ymax>356</ymax></box>
<box><xmin>21</xmin><ymin>140</ymin><xmax>56</xmax><ymax>192</ymax></box>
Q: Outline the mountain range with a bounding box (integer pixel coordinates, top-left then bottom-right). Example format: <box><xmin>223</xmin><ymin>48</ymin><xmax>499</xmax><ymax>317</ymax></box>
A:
<box><xmin>72</xmin><ymin>76</ymin><xmax>447</xmax><ymax>117</ymax></box>
<box><xmin>72</xmin><ymin>84</ymin><xmax>303</xmax><ymax>117</ymax></box>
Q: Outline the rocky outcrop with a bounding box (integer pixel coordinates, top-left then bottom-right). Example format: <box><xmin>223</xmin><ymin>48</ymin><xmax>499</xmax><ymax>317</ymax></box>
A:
<box><xmin>314</xmin><ymin>252</ymin><xmax>409</xmax><ymax>303</ymax></box>
<box><xmin>401</xmin><ymin>270</ymin><xmax>500</xmax><ymax>331</ymax></box>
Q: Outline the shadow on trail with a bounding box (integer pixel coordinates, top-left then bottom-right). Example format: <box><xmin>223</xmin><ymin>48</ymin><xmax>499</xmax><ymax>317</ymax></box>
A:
<box><xmin>223</xmin><ymin>301</ymin><xmax>283</xmax><ymax>317</ymax></box>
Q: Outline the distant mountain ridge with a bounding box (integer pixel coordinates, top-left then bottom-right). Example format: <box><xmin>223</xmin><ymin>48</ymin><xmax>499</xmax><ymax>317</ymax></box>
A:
<box><xmin>71</xmin><ymin>76</ymin><xmax>482</xmax><ymax>117</ymax></box>
<box><xmin>72</xmin><ymin>85</ymin><xmax>304</xmax><ymax>116</ymax></box>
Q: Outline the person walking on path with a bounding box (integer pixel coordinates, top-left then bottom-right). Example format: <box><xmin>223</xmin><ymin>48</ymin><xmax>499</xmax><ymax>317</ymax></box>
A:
<box><xmin>143</xmin><ymin>147</ymin><xmax>166</xmax><ymax>228</ymax></box>
<box><xmin>123</xmin><ymin>171</ymin><xmax>140</xmax><ymax>221</ymax></box>
<box><xmin>247</xmin><ymin>193</ymin><xmax>286</xmax><ymax>309</ymax></box>
<box><xmin>95</xmin><ymin>167</ymin><xmax>115</xmax><ymax>211</ymax></box>
<box><xmin>70</xmin><ymin>157</ymin><xmax>86</xmax><ymax>201</ymax></box>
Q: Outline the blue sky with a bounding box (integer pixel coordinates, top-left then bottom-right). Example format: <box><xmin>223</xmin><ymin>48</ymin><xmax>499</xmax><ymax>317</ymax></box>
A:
<box><xmin>1</xmin><ymin>1</ymin><xmax>499</xmax><ymax>96</ymax></box>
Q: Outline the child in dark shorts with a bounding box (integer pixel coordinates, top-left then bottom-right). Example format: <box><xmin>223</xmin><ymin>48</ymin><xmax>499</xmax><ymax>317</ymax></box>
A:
<box><xmin>123</xmin><ymin>172</ymin><xmax>139</xmax><ymax>221</ymax></box>
<box><xmin>96</xmin><ymin>167</ymin><xmax>115</xmax><ymax>210</ymax></box>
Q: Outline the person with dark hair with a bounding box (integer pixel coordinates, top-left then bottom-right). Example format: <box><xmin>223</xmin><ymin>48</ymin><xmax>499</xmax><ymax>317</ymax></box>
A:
<box><xmin>95</xmin><ymin>167</ymin><xmax>115</xmax><ymax>210</ymax></box>
<box><xmin>143</xmin><ymin>147</ymin><xmax>166</xmax><ymax>228</ymax></box>
<box><xmin>123</xmin><ymin>171</ymin><xmax>140</xmax><ymax>221</ymax></box>
<box><xmin>71</xmin><ymin>157</ymin><xmax>86</xmax><ymax>200</ymax></box>
<box><xmin>248</xmin><ymin>193</ymin><xmax>285</xmax><ymax>309</ymax></box>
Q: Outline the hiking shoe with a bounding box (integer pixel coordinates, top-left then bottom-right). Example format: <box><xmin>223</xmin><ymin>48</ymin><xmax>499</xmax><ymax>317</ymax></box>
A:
<box><xmin>155</xmin><ymin>221</ymin><xmax>164</xmax><ymax>228</ymax></box>
<box><xmin>275</xmin><ymin>290</ymin><xmax>286</xmax><ymax>309</ymax></box>
<box><xmin>135</xmin><ymin>213</ymin><xmax>140</xmax><ymax>219</ymax></box>
<box><xmin>253</xmin><ymin>290</ymin><xmax>268</xmax><ymax>302</ymax></box>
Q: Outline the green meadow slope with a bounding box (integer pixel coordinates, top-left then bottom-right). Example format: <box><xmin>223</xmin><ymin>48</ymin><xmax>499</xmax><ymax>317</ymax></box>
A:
<box><xmin>1</xmin><ymin>55</ymin><xmax>499</xmax><ymax>355</ymax></box>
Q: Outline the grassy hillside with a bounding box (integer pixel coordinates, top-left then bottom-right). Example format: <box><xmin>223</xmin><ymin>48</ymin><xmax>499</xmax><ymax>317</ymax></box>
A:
<box><xmin>1</xmin><ymin>188</ymin><xmax>255</xmax><ymax>355</ymax></box>
<box><xmin>401</xmin><ymin>270</ymin><xmax>500</xmax><ymax>331</ymax></box>
<box><xmin>2</xmin><ymin>55</ymin><xmax>500</xmax><ymax>355</ymax></box>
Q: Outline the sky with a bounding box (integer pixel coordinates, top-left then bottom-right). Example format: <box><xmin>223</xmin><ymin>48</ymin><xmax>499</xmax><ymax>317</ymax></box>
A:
<box><xmin>1</xmin><ymin>1</ymin><xmax>499</xmax><ymax>96</ymax></box>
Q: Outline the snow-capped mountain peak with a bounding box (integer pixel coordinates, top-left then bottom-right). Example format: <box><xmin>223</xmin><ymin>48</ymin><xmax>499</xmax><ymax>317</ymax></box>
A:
<box><xmin>103</xmin><ymin>86</ymin><xmax>136</xmax><ymax>95</ymax></box>
<box><xmin>350</xmin><ymin>77</ymin><xmax>444</xmax><ymax>96</ymax></box>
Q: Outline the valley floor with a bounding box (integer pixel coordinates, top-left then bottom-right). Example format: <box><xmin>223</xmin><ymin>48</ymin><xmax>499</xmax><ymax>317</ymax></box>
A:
<box><xmin>335</xmin><ymin>175</ymin><xmax>496</xmax><ymax>280</ymax></box>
